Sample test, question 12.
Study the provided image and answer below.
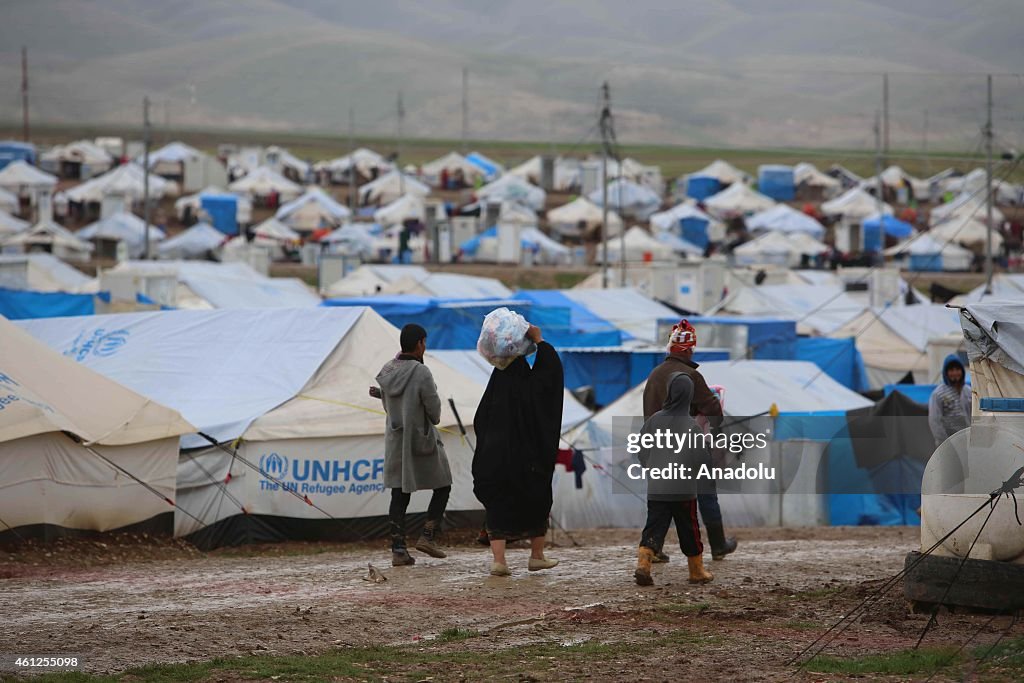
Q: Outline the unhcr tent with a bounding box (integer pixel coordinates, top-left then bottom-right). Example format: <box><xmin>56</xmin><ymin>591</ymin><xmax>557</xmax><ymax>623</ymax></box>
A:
<box><xmin>0</xmin><ymin>160</ymin><xmax>58</xmax><ymax>198</ymax></box>
<box><xmin>554</xmin><ymin>360</ymin><xmax>872</xmax><ymax>529</ymax></box>
<box><xmin>884</xmin><ymin>233</ymin><xmax>973</xmax><ymax>272</ymax></box>
<box><xmin>703</xmin><ymin>182</ymin><xmax>776</xmax><ymax>216</ymax></box>
<box><xmin>77</xmin><ymin>212</ymin><xmax>166</xmax><ymax>259</ymax></box>
<box><xmin>0</xmin><ymin>210</ymin><xmax>29</xmax><ymax>237</ymax></box>
<box><xmin>157</xmin><ymin>223</ymin><xmax>226</xmax><ymax>260</ymax></box>
<box><xmin>175</xmin><ymin>186</ymin><xmax>252</xmax><ymax>224</ymax></box>
<box><xmin>65</xmin><ymin>163</ymin><xmax>175</xmax><ymax>204</ymax></box>
<box><xmin>560</xmin><ymin>287</ymin><xmax>679</xmax><ymax>344</ymax></box>
<box><xmin>316</xmin><ymin>148</ymin><xmax>391</xmax><ymax>181</ymax></box>
<box><xmin>547</xmin><ymin>196</ymin><xmax>623</xmax><ymax>238</ymax></box>
<box><xmin>507</xmin><ymin>155</ymin><xmax>581</xmax><ymax>191</ymax></box>
<box><xmin>931</xmin><ymin>192</ymin><xmax>1006</xmax><ymax>226</ymax></box>
<box><xmin>587</xmin><ymin>178</ymin><xmax>662</xmax><ymax>220</ymax></box>
<box><xmin>319</xmin><ymin>224</ymin><xmax>376</xmax><ymax>260</ymax></box>
<box><xmin>2</xmin><ymin>219</ymin><xmax>94</xmax><ymax>261</ymax></box>
<box><xmin>747</xmin><ymin>204</ymin><xmax>825</xmax><ymax>238</ymax></box>
<box><xmin>733</xmin><ymin>231</ymin><xmax>827</xmax><ymax>268</ymax></box>
<box><xmin>953</xmin><ymin>274</ymin><xmax>1024</xmax><ymax>304</ymax></box>
<box><xmin>597</xmin><ymin>226</ymin><xmax>679</xmax><ymax>263</ymax></box>
<box><xmin>930</xmin><ymin>215</ymin><xmax>1002</xmax><ymax>251</ymax></box>
<box><xmin>477</xmin><ymin>174</ymin><xmax>546</xmax><ymax>211</ymax></box>
<box><xmin>18</xmin><ymin>307</ymin><xmax>485</xmax><ymax>547</ymax></box>
<box><xmin>821</xmin><ymin>187</ymin><xmax>892</xmax><ymax>221</ymax></box>
<box><xmin>228</xmin><ymin>166</ymin><xmax>303</xmax><ymax>201</ymax></box>
<box><xmin>275</xmin><ymin>187</ymin><xmax>351</xmax><ymax>232</ymax></box>
<box><xmin>794</xmin><ymin>162</ymin><xmax>840</xmax><ymax>194</ymax></box>
<box><xmin>359</xmin><ymin>171</ymin><xmax>430</xmax><ymax>205</ymax></box>
<box><xmin>374</xmin><ymin>193</ymin><xmax>426</xmax><ymax>226</ymax></box>
<box><xmin>717</xmin><ymin>283</ymin><xmax>865</xmax><ymax>335</ymax></box>
<box><xmin>686</xmin><ymin>160</ymin><xmax>749</xmax><ymax>186</ymax></box>
<box><xmin>0</xmin><ymin>316</ymin><xmax>195</xmax><ymax>540</ymax></box>
<box><xmin>0</xmin><ymin>253</ymin><xmax>95</xmax><ymax>293</ymax></box>
<box><xmin>421</xmin><ymin>152</ymin><xmax>487</xmax><ymax>187</ymax></box>
<box><xmin>465</xmin><ymin>151</ymin><xmax>504</xmax><ymax>181</ymax></box>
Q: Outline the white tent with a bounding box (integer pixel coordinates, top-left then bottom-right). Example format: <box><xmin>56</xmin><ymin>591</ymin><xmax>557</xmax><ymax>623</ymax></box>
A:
<box><xmin>175</xmin><ymin>186</ymin><xmax>252</xmax><ymax>225</ymax></box>
<box><xmin>18</xmin><ymin>307</ymin><xmax>485</xmax><ymax>543</ymax></box>
<box><xmin>587</xmin><ymin>178</ymin><xmax>662</xmax><ymax>220</ymax></box>
<box><xmin>655</xmin><ymin>230</ymin><xmax>705</xmax><ymax>257</ymax></box>
<box><xmin>431</xmin><ymin>350</ymin><xmax>591</xmax><ymax>433</ymax></box>
<box><xmin>374</xmin><ymin>193</ymin><xmax>426</xmax><ymax>226</ymax></box>
<box><xmin>275</xmin><ymin>187</ymin><xmax>351</xmax><ymax>232</ymax></box>
<box><xmin>77</xmin><ymin>212</ymin><xmax>166</xmax><ymax>259</ymax></box>
<box><xmin>103</xmin><ymin>260</ymin><xmax>319</xmax><ymax>309</ymax></box>
<box><xmin>648</xmin><ymin>201</ymin><xmax>712</xmax><ymax>232</ymax></box>
<box><xmin>359</xmin><ymin>171</ymin><xmax>430</xmax><ymax>205</ymax></box>
<box><xmin>477</xmin><ymin>174</ymin><xmax>546</xmax><ymax>212</ymax></box>
<box><xmin>39</xmin><ymin>140</ymin><xmax>113</xmax><ymax>178</ymax></box>
<box><xmin>734</xmin><ymin>231</ymin><xmax>826</xmax><ymax>268</ymax></box>
<box><xmin>952</xmin><ymin>274</ymin><xmax>1024</xmax><ymax>305</ymax></box>
<box><xmin>883</xmin><ymin>232</ymin><xmax>973</xmax><ymax>271</ymax></box>
<box><xmin>0</xmin><ymin>253</ymin><xmax>97</xmax><ymax>293</ymax></box>
<box><xmin>597</xmin><ymin>226</ymin><xmax>678</xmax><ymax>264</ymax></box>
<box><xmin>499</xmin><ymin>200</ymin><xmax>537</xmax><ymax>225</ymax></box>
<box><xmin>685</xmin><ymin>159</ymin><xmax>749</xmax><ymax>185</ymax></box>
<box><xmin>0</xmin><ymin>210</ymin><xmax>30</xmax><ymax>237</ymax></box>
<box><xmin>319</xmin><ymin>224</ymin><xmax>377</xmax><ymax>260</ymax></box>
<box><xmin>794</xmin><ymin>162</ymin><xmax>840</xmax><ymax>192</ymax></box>
<box><xmin>65</xmin><ymin>163</ymin><xmax>176</xmax><ymax>204</ymax></box>
<box><xmin>717</xmin><ymin>283</ymin><xmax>865</xmax><ymax>335</ymax></box>
<box><xmin>253</xmin><ymin>216</ymin><xmax>301</xmax><ymax>242</ymax></box>
<box><xmin>143</xmin><ymin>141</ymin><xmax>204</xmax><ymax>169</ymax></box>
<box><xmin>316</xmin><ymin>148</ymin><xmax>391</xmax><ymax>181</ymax></box>
<box><xmin>325</xmin><ymin>265</ymin><xmax>431</xmax><ymax>297</ymax></box>
<box><xmin>466</xmin><ymin>226</ymin><xmax>570</xmax><ymax>265</ymax></box>
<box><xmin>560</xmin><ymin>287</ymin><xmax>678</xmax><ymax>343</ymax></box>
<box><xmin>157</xmin><ymin>223</ymin><xmax>226</xmax><ymax>260</ymax></box>
<box><xmin>929</xmin><ymin>216</ymin><xmax>1003</xmax><ymax>251</ymax></box>
<box><xmin>556</xmin><ymin>359</ymin><xmax>871</xmax><ymax>529</ymax></box>
<box><xmin>747</xmin><ymin>204</ymin><xmax>825</xmax><ymax>237</ymax></box>
<box><xmin>821</xmin><ymin>187</ymin><xmax>892</xmax><ymax>220</ymax></box>
<box><xmin>859</xmin><ymin>165</ymin><xmax>929</xmax><ymax>198</ymax></box>
<box><xmin>930</xmin><ymin>192</ymin><xmax>1006</xmax><ymax>226</ymax></box>
<box><xmin>547</xmin><ymin>196</ymin><xmax>623</xmax><ymax>238</ymax></box>
<box><xmin>2</xmin><ymin>219</ymin><xmax>94</xmax><ymax>260</ymax></box>
<box><xmin>830</xmin><ymin>304</ymin><xmax>963</xmax><ymax>387</ymax></box>
<box><xmin>0</xmin><ymin>316</ymin><xmax>194</xmax><ymax>538</ymax></box>
<box><xmin>0</xmin><ymin>187</ymin><xmax>18</xmax><ymax>214</ymax></box>
<box><xmin>0</xmin><ymin>160</ymin><xmax>58</xmax><ymax>197</ymax></box>
<box><xmin>507</xmin><ymin>156</ymin><xmax>581</xmax><ymax>191</ymax></box>
<box><xmin>420</xmin><ymin>152</ymin><xmax>487</xmax><ymax>187</ymax></box>
<box><xmin>228</xmin><ymin>166</ymin><xmax>303</xmax><ymax>201</ymax></box>
<box><xmin>703</xmin><ymin>182</ymin><xmax>776</xmax><ymax>216</ymax></box>
<box><xmin>945</xmin><ymin>169</ymin><xmax>1020</xmax><ymax>205</ymax></box>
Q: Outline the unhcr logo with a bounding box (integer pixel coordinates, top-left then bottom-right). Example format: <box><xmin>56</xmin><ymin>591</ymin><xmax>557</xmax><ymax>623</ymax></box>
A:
<box><xmin>259</xmin><ymin>452</ymin><xmax>289</xmax><ymax>478</ymax></box>
<box><xmin>64</xmin><ymin>328</ymin><xmax>130</xmax><ymax>361</ymax></box>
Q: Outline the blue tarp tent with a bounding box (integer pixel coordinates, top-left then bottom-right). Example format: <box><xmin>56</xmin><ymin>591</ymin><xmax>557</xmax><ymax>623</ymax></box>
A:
<box><xmin>560</xmin><ymin>347</ymin><xmax>728</xmax><ymax>407</ymax></box>
<box><xmin>794</xmin><ymin>336</ymin><xmax>870</xmax><ymax>391</ymax></box>
<box><xmin>884</xmin><ymin>383</ymin><xmax>936</xmax><ymax>405</ymax></box>
<box><xmin>514</xmin><ymin>290</ymin><xmax>622</xmax><ymax>347</ymax></box>
<box><xmin>757</xmin><ymin>165</ymin><xmax>795</xmax><ymax>201</ymax></box>
<box><xmin>685</xmin><ymin>175</ymin><xmax>721</xmax><ymax>201</ymax></box>
<box><xmin>0</xmin><ymin>287</ymin><xmax>94</xmax><ymax>319</ymax></box>
<box><xmin>681</xmin><ymin>216</ymin><xmax>711</xmax><ymax>248</ymax></box>
<box><xmin>201</xmin><ymin>194</ymin><xmax>239</xmax><ymax>236</ymax></box>
<box><xmin>863</xmin><ymin>215</ymin><xmax>914</xmax><ymax>252</ymax></box>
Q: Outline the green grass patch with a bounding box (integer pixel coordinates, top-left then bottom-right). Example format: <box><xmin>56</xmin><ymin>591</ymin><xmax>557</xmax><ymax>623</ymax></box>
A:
<box><xmin>807</xmin><ymin>647</ymin><xmax>960</xmax><ymax>676</ymax></box>
<box><xmin>435</xmin><ymin>627</ymin><xmax>479</xmax><ymax>642</ymax></box>
<box><xmin>974</xmin><ymin>636</ymin><xmax>1024</xmax><ymax>670</ymax></box>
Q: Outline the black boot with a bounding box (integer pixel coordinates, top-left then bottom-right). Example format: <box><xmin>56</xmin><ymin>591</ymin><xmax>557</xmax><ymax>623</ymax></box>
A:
<box><xmin>704</xmin><ymin>520</ymin><xmax>737</xmax><ymax>561</ymax></box>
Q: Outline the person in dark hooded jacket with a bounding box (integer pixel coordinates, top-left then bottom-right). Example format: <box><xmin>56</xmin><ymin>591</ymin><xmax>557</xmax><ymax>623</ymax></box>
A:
<box><xmin>633</xmin><ymin>373</ymin><xmax>714</xmax><ymax>586</ymax></box>
<box><xmin>928</xmin><ymin>354</ymin><xmax>971</xmax><ymax>447</ymax></box>
<box><xmin>473</xmin><ymin>324</ymin><xmax>563</xmax><ymax>576</ymax></box>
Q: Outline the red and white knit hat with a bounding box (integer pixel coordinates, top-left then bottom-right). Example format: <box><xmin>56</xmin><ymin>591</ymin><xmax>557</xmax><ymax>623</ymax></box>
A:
<box><xmin>668</xmin><ymin>319</ymin><xmax>697</xmax><ymax>353</ymax></box>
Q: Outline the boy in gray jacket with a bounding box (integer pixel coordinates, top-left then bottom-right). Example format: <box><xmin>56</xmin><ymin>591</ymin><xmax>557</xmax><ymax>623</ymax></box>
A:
<box><xmin>374</xmin><ymin>324</ymin><xmax>453</xmax><ymax>566</ymax></box>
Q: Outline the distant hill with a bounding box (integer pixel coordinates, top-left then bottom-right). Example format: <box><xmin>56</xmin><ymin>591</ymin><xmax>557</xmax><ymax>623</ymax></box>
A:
<box><xmin>1</xmin><ymin>0</ymin><xmax>1022</xmax><ymax>149</ymax></box>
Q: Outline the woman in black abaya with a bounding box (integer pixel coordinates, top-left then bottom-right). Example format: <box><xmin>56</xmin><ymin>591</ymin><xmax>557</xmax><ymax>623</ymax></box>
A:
<box><xmin>472</xmin><ymin>324</ymin><xmax>564</xmax><ymax>576</ymax></box>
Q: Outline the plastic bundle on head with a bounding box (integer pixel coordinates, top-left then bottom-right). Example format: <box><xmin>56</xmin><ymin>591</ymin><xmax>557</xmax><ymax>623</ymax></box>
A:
<box><xmin>477</xmin><ymin>307</ymin><xmax>536</xmax><ymax>370</ymax></box>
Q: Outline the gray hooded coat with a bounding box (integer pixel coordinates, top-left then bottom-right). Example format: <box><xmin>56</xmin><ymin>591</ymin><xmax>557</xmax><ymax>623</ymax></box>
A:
<box><xmin>636</xmin><ymin>373</ymin><xmax>706</xmax><ymax>502</ymax></box>
<box><xmin>376</xmin><ymin>356</ymin><xmax>453</xmax><ymax>493</ymax></box>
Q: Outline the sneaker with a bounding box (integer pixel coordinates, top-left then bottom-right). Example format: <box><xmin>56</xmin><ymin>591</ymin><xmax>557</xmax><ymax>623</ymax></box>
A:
<box><xmin>527</xmin><ymin>557</ymin><xmax>559</xmax><ymax>572</ymax></box>
<box><xmin>490</xmin><ymin>562</ymin><xmax>511</xmax><ymax>576</ymax></box>
<box><xmin>392</xmin><ymin>549</ymin><xmax>416</xmax><ymax>567</ymax></box>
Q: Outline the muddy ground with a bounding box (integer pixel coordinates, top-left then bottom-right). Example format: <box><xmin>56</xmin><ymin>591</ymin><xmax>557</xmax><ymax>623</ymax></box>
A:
<box><xmin>2</xmin><ymin>526</ymin><xmax>1021</xmax><ymax>681</ymax></box>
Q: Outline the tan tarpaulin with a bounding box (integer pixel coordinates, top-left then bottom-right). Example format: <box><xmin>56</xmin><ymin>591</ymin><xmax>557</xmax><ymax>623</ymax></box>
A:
<box><xmin>0</xmin><ymin>316</ymin><xmax>195</xmax><ymax>446</ymax></box>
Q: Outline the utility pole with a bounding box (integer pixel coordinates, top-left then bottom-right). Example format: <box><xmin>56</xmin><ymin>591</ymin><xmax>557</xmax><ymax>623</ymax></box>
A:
<box><xmin>873</xmin><ymin>110</ymin><xmax>885</xmax><ymax>252</ymax></box>
<box><xmin>984</xmin><ymin>74</ymin><xmax>994</xmax><ymax>295</ymax></box>
<box><xmin>882</xmin><ymin>73</ymin><xmax>889</xmax><ymax>166</ymax></box>
<box><xmin>461</xmin><ymin>67</ymin><xmax>468</xmax><ymax>155</ymax></box>
<box><xmin>348</xmin><ymin>107</ymin><xmax>356</xmax><ymax>209</ymax></box>
<box><xmin>142</xmin><ymin>96</ymin><xmax>152</xmax><ymax>260</ymax></box>
<box><xmin>922</xmin><ymin>109</ymin><xmax>930</xmax><ymax>179</ymax></box>
<box><xmin>21</xmin><ymin>46</ymin><xmax>29</xmax><ymax>142</ymax></box>
<box><xmin>397</xmin><ymin>91</ymin><xmax>405</xmax><ymax>195</ymax></box>
<box><xmin>599</xmin><ymin>82</ymin><xmax>611</xmax><ymax>289</ymax></box>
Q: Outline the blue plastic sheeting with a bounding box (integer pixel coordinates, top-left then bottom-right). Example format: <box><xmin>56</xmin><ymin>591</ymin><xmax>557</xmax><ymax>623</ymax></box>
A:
<box><xmin>560</xmin><ymin>348</ymin><xmax>728</xmax><ymax>407</ymax></box>
<box><xmin>681</xmin><ymin>216</ymin><xmax>711</xmax><ymax>249</ymax></box>
<box><xmin>321</xmin><ymin>296</ymin><xmax>590</xmax><ymax>349</ymax></box>
<box><xmin>685</xmin><ymin>175</ymin><xmax>721</xmax><ymax>201</ymax></box>
<box><xmin>0</xmin><ymin>141</ymin><xmax>36</xmax><ymax>169</ymax></box>
<box><xmin>774</xmin><ymin>412</ymin><xmax>919</xmax><ymax>526</ymax></box>
<box><xmin>883</xmin><ymin>384</ymin><xmax>936</xmax><ymax>405</ymax></box>
<box><xmin>909</xmin><ymin>254</ymin><xmax>943</xmax><ymax>271</ymax></box>
<box><xmin>794</xmin><ymin>336</ymin><xmax>870</xmax><ymax>391</ymax></box>
<box><xmin>864</xmin><ymin>215</ymin><xmax>914</xmax><ymax>253</ymax></box>
<box><xmin>460</xmin><ymin>226</ymin><xmax>496</xmax><ymax>256</ymax></box>
<box><xmin>201</xmin><ymin>194</ymin><xmax>239</xmax><ymax>236</ymax></box>
<box><xmin>514</xmin><ymin>289</ymin><xmax>623</xmax><ymax>347</ymax></box>
<box><xmin>757</xmin><ymin>165</ymin><xmax>795</xmax><ymax>201</ymax></box>
<box><xmin>465</xmin><ymin>152</ymin><xmax>500</xmax><ymax>180</ymax></box>
<box><xmin>0</xmin><ymin>286</ymin><xmax>94</xmax><ymax>319</ymax></box>
<box><xmin>683</xmin><ymin>316</ymin><xmax>797</xmax><ymax>360</ymax></box>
